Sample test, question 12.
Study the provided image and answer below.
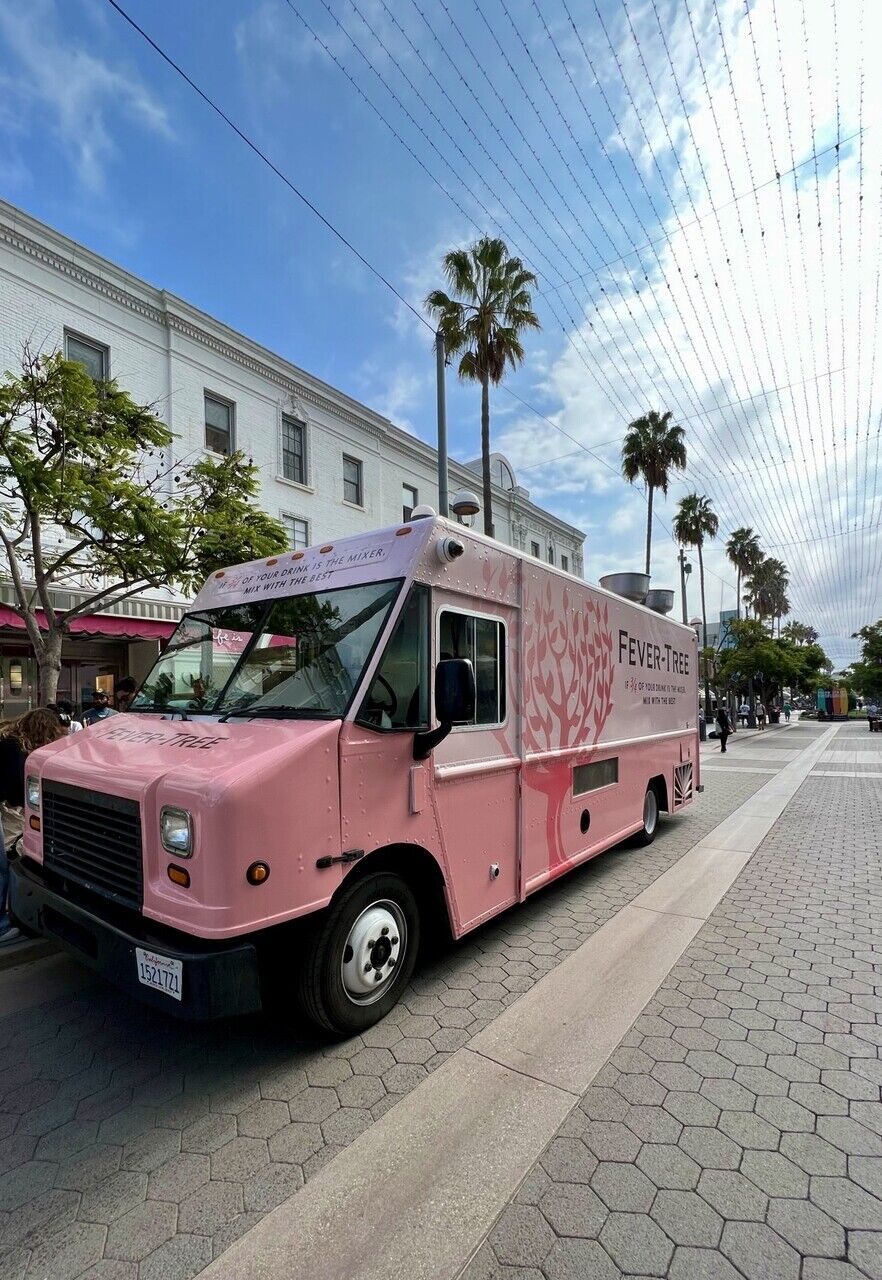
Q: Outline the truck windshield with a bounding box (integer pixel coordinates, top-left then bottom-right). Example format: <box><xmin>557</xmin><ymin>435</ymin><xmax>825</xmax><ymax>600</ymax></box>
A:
<box><xmin>130</xmin><ymin>580</ymin><xmax>402</xmax><ymax>719</ymax></box>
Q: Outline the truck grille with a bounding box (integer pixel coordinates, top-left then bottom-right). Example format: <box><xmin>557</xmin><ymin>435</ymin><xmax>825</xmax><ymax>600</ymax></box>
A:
<box><xmin>42</xmin><ymin>780</ymin><xmax>143</xmax><ymax>910</ymax></box>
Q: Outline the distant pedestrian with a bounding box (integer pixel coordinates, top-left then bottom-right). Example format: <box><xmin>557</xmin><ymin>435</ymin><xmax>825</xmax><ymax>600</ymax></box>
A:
<box><xmin>783</xmin><ymin>700</ymin><xmax>792</xmax><ymax>722</ymax></box>
<box><xmin>716</xmin><ymin>704</ymin><xmax>731</xmax><ymax>753</ymax></box>
<box><xmin>83</xmin><ymin>690</ymin><xmax>117</xmax><ymax>726</ymax></box>
<box><xmin>0</xmin><ymin>709</ymin><xmax>65</xmax><ymax>945</ymax></box>
<box><xmin>757</xmin><ymin>703</ymin><xmax>767</xmax><ymax>730</ymax></box>
<box><xmin>738</xmin><ymin>700</ymin><xmax>750</xmax><ymax>727</ymax></box>
<box><xmin>115</xmin><ymin>676</ymin><xmax>137</xmax><ymax>712</ymax></box>
<box><xmin>46</xmin><ymin>701</ymin><xmax>83</xmax><ymax>734</ymax></box>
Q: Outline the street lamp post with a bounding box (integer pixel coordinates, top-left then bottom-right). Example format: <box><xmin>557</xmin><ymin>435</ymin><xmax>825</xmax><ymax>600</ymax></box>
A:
<box><xmin>690</xmin><ymin>616</ymin><xmax>706</xmax><ymax>741</ymax></box>
<box><xmin>678</xmin><ymin>548</ymin><xmax>692</xmax><ymax>625</ymax></box>
<box><xmin>435</xmin><ymin>328</ymin><xmax>449</xmax><ymax>517</ymax></box>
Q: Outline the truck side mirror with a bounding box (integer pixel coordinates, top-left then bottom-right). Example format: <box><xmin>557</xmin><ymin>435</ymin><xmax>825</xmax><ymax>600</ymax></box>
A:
<box><xmin>435</xmin><ymin>658</ymin><xmax>475</xmax><ymax>724</ymax></box>
<box><xmin>413</xmin><ymin>658</ymin><xmax>475</xmax><ymax>760</ymax></box>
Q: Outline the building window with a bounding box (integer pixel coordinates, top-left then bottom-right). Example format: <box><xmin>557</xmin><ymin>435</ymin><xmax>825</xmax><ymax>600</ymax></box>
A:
<box><xmin>561</xmin><ymin>554</ymin><xmax>569</xmax><ymax>573</ymax></box>
<box><xmin>65</xmin><ymin>330</ymin><xmax>108</xmax><ymax>381</ymax></box>
<box><xmin>403</xmin><ymin>484</ymin><xmax>418</xmax><ymax>522</ymax></box>
<box><xmin>547</xmin><ymin>546</ymin><xmax>555</xmax><ymax>565</ymax></box>
<box><xmin>282</xmin><ymin>515</ymin><xmax>309</xmax><ymax>550</ymax></box>
<box><xmin>343</xmin><ymin>455</ymin><xmax>363</xmax><ymax>506</ymax></box>
<box><xmin>205</xmin><ymin>393</ymin><xmax>234</xmax><ymax>455</ymax></box>
<box><xmin>439</xmin><ymin>610</ymin><xmax>506</xmax><ymax>727</ymax></box>
<box><xmin>530</xmin><ymin>540</ymin><xmax>540</xmax><ymax>558</ymax></box>
<box><xmin>282</xmin><ymin>415</ymin><xmax>306</xmax><ymax>485</ymax></box>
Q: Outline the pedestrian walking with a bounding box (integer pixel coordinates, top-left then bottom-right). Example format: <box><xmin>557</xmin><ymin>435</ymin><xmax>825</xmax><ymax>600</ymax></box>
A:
<box><xmin>716</xmin><ymin>704</ymin><xmax>732</xmax><ymax>753</ymax></box>
<box><xmin>757</xmin><ymin>702</ymin><xmax>767</xmax><ymax>730</ymax></box>
<box><xmin>738</xmin><ymin>700</ymin><xmax>749</xmax><ymax>727</ymax></box>
<box><xmin>0</xmin><ymin>709</ymin><xmax>65</xmax><ymax>945</ymax></box>
<box><xmin>783</xmin><ymin>700</ymin><xmax>792</xmax><ymax>722</ymax></box>
<box><xmin>83</xmin><ymin>690</ymin><xmax>117</xmax><ymax>726</ymax></box>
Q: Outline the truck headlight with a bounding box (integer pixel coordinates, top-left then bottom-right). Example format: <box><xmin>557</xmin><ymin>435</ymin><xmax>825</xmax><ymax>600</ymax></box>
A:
<box><xmin>160</xmin><ymin>807</ymin><xmax>193</xmax><ymax>857</ymax></box>
<box><xmin>26</xmin><ymin>775</ymin><xmax>40</xmax><ymax>810</ymax></box>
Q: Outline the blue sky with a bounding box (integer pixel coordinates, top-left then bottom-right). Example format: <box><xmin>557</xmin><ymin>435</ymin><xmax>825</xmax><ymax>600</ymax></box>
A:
<box><xmin>0</xmin><ymin>0</ymin><xmax>876</xmax><ymax>663</ymax></box>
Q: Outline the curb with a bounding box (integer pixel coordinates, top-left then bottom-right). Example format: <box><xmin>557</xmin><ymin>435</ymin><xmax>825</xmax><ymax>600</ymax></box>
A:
<box><xmin>0</xmin><ymin>938</ymin><xmax>58</xmax><ymax>972</ymax></box>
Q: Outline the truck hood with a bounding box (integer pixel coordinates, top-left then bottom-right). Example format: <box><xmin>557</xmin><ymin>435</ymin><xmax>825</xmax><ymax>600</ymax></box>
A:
<box><xmin>32</xmin><ymin>714</ymin><xmax>340</xmax><ymax>801</ymax></box>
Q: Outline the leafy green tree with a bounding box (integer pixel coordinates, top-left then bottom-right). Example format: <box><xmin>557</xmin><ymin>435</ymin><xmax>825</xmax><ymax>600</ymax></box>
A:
<box><xmin>781</xmin><ymin>620</ymin><xmax>819</xmax><ymax>647</ymax></box>
<box><xmin>718</xmin><ymin>619</ymin><xmax>827</xmax><ymax>702</ymax></box>
<box><xmin>725</xmin><ymin>527</ymin><xmax>762</xmax><ymax>620</ymax></box>
<box><xmin>426</xmin><ymin>237</ymin><xmax>539</xmax><ymax>537</ymax></box>
<box><xmin>620</xmin><ymin>410</ymin><xmax>687</xmax><ymax>576</ymax></box>
<box><xmin>0</xmin><ymin>347</ymin><xmax>287</xmax><ymax>702</ymax></box>
<box><xmin>849</xmin><ymin>619</ymin><xmax>882</xmax><ymax>701</ymax></box>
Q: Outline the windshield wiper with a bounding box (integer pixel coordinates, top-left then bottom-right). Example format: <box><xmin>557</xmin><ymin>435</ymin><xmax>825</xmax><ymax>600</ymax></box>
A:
<box><xmin>218</xmin><ymin>706</ymin><xmax>330</xmax><ymax>722</ymax></box>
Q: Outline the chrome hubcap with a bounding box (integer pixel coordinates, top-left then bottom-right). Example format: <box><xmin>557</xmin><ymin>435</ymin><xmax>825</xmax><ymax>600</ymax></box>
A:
<box><xmin>341</xmin><ymin>900</ymin><xmax>406</xmax><ymax>1005</ymax></box>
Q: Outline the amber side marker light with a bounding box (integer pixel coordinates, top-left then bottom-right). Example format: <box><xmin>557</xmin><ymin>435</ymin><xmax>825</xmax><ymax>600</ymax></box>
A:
<box><xmin>246</xmin><ymin>862</ymin><xmax>270</xmax><ymax>885</ymax></box>
<box><xmin>29</xmin><ymin>815</ymin><xmax>41</xmax><ymax>832</ymax></box>
<box><xmin>167</xmin><ymin>865</ymin><xmax>190</xmax><ymax>888</ymax></box>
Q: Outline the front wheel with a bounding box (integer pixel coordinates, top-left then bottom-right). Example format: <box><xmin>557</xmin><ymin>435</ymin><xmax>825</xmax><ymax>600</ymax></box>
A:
<box><xmin>634</xmin><ymin>786</ymin><xmax>660</xmax><ymax>847</ymax></box>
<box><xmin>297</xmin><ymin>872</ymin><xmax>420</xmax><ymax>1035</ymax></box>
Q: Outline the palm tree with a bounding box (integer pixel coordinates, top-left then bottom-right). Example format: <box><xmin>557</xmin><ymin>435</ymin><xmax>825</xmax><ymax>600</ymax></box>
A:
<box><xmin>746</xmin><ymin>557</ymin><xmax>789</xmax><ymax>634</ymax></box>
<box><xmin>782</xmin><ymin>621</ymin><xmax>819</xmax><ymax>646</ymax></box>
<box><xmin>426</xmin><ymin>237</ymin><xmax>539</xmax><ymax>536</ymax></box>
<box><xmin>725</xmin><ymin>527</ymin><xmax>762</xmax><ymax>620</ymax></box>
<box><xmin>673</xmin><ymin>494</ymin><xmax>719</xmax><ymax>652</ymax></box>
<box><xmin>621</xmin><ymin>410</ymin><xmax>687</xmax><ymax>575</ymax></box>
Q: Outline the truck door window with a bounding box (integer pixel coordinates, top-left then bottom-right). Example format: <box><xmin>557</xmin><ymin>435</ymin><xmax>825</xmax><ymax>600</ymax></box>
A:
<box><xmin>359</xmin><ymin>586</ymin><xmax>429</xmax><ymax>731</ymax></box>
<box><xmin>438</xmin><ymin>610</ymin><xmax>506</xmax><ymax>727</ymax></box>
<box><xmin>131</xmin><ymin>603</ymin><xmax>265</xmax><ymax>712</ymax></box>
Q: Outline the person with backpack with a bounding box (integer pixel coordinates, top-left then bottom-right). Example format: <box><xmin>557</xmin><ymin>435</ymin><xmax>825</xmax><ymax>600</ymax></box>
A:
<box><xmin>0</xmin><ymin>709</ymin><xmax>65</xmax><ymax>944</ymax></box>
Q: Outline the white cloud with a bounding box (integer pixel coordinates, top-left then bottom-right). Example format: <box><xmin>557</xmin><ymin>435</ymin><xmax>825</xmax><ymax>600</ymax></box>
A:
<box><xmin>0</xmin><ymin>0</ymin><xmax>172</xmax><ymax>192</ymax></box>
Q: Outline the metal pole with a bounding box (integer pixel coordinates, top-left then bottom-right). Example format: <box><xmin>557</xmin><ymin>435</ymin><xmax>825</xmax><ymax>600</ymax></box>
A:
<box><xmin>678</xmin><ymin>549</ymin><xmax>688</xmax><ymax>624</ymax></box>
<box><xmin>435</xmin><ymin>329</ymin><xmax>449</xmax><ymax>517</ymax></box>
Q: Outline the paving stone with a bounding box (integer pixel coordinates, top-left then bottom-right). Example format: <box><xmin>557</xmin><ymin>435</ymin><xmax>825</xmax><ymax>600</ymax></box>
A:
<box><xmin>491</xmin><ymin>1204</ymin><xmax>555</xmax><ymax>1268</ymax></box>
<box><xmin>139</xmin><ymin>1233</ymin><xmax>212</xmax><ymax>1280</ymax></box>
<box><xmin>542</xmin><ymin>1237</ymin><xmax>621</xmax><ymax>1280</ymax></box>
<box><xmin>177</xmin><ymin>1181</ymin><xmax>243</xmax><ymax>1236</ymax></box>
<box><xmin>818</xmin><ymin>1114</ymin><xmax>882</xmax><ymax>1155</ymax></box>
<box><xmin>242</xmin><ymin>1162</ymin><xmax>304</xmax><ymax>1212</ymax></box>
<box><xmin>540</xmin><ymin>1138</ymin><xmax>599</xmax><ymax>1184</ymax></box>
<box><xmin>636</xmin><ymin>1144</ymin><xmax>701</xmax><ymax>1191</ymax></box>
<box><xmin>147</xmin><ymin>1153</ymin><xmax>210</xmax><ymax>1202</ymax></box>
<box><xmin>753</xmin><ymin>1094</ymin><xmax>815</xmax><ymax>1132</ymax></box>
<box><xmin>625</xmin><ymin>1106</ymin><xmax>683</xmax><ymax>1145</ymax></box>
<box><xmin>0</xmin><ymin>1159</ymin><xmax>57</xmax><ymax>1211</ymax></box>
<box><xmin>105</xmin><ymin>1201</ymin><xmax>178</xmax><ymax>1262</ymax></box>
<box><xmin>581</xmin><ymin>1122</ymin><xmax>642</xmax><ymax>1163</ymax></box>
<box><xmin>849</xmin><ymin>1230</ymin><xmax>882</xmax><ymax>1280</ymax></box>
<box><xmin>716</xmin><ymin>1110</ymin><xmax>779</xmax><ymax>1150</ymax></box>
<box><xmin>24</xmin><ymin>1221</ymin><xmax>107</xmax><ymax>1280</ymax></box>
<box><xmin>591</xmin><ymin>1161</ymin><xmax>656</xmax><ymax>1212</ymax></box>
<box><xmin>740</xmin><ymin>1149</ymin><xmax>809</xmax><ymax>1198</ymax></box>
<box><xmin>678</xmin><ymin>1126</ymin><xmax>741</xmax><ymax>1170</ymax></box>
<box><xmin>766</xmin><ymin>1196</ymin><xmax>846</xmax><ymax>1257</ymax></box>
<box><xmin>779</xmin><ymin>1131</ymin><xmax>848</xmax><ymax>1176</ymax></box>
<box><xmin>79</xmin><ymin>1171</ymin><xmax>148</xmax><ymax>1224</ymax></box>
<box><xmin>236</xmin><ymin>1100</ymin><xmax>290</xmax><ymax>1139</ymax></box>
<box><xmin>803</xmin><ymin>1261</ymin><xmax>869</xmax><ymax>1280</ymax></box>
<box><xmin>810</xmin><ymin>1175</ymin><xmax>882</xmax><ymax>1229</ymax></box>
<box><xmin>668</xmin><ymin>1246</ymin><xmax>744</xmax><ymax>1280</ymax></box>
<box><xmin>581</xmin><ymin>1088</ymin><xmax>629</xmax><ymax>1123</ymax></box>
<box><xmin>662</xmin><ymin>1093</ymin><xmax>719</xmax><ymax>1127</ymax></box>
<box><xmin>179</xmin><ymin>1113</ymin><xmax>236</xmax><ymax>1156</ymax></box>
<box><xmin>538</xmin><ymin>1183</ymin><xmax>608</xmax><ymax>1238</ymax></box>
<box><xmin>2</xmin><ymin>1187</ymin><xmax>80</xmax><ymax>1250</ymax></box>
<box><xmin>209</xmin><ymin>1137</ymin><xmax>269</xmax><ymax>1182</ymax></box>
<box><xmin>76</xmin><ymin>1262</ymin><xmax>138</xmax><ymax>1280</ymax></box>
<box><xmin>600</xmin><ymin>1211</ymin><xmax>674</xmax><ymax>1275</ymax></box>
<box><xmin>650</xmin><ymin>1190</ymin><xmax>723</xmax><ymax>1247</ymax></box>
<box><xmin>696</xmin><ymin>1170</ymin><xmax>768</xmax><ymax>1221</ymax></box>
<box><xmin>719</xmin><ymin>1219</ymin><xmax>801</xmax><ymax>1280</ymax></box>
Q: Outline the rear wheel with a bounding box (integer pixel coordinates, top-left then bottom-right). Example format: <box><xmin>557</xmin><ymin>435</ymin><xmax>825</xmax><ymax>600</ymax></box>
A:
<box><xmin>634</xmin><ymin>786</ymin><xmax>660</xmax><ymax>846</ymax></box>
<box><xmin>297</xmin><ymin>871</ymin><xmax>419</xmax><ymax>1035</ymax></box>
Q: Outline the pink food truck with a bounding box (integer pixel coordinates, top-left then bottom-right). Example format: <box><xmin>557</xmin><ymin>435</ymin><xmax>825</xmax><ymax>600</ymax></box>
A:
<box><xmin>13</xmin><ymin>514</ymin><xmax>699</xmax><ymax>1034</ymax></box>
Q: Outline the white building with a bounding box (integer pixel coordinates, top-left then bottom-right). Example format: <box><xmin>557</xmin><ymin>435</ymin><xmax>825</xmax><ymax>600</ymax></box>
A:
<box><xmin>0</xmin><ymin>199</ymin><xmax>584</xmax><ymax>716</ymax></box>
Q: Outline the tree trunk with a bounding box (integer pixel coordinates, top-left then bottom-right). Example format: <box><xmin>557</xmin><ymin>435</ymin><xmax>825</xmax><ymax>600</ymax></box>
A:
<box><xmin>736</xmin><ymin>568</ymin><xmax>741</xmax><ymax>621</ymax></box>
<box><xmin>37</xmin><ymin>627</ymin><xmax>63</xmax><ymax>704</ymax></box>
<box><xmin>645</xmin><ymin>486</ymin><xmax>653</xmax><ymax>577</ymax></box>
<box><xmin>480</xmin><ymin>374</ymin><xmax>493</xmax><ymax>538</ymax></box>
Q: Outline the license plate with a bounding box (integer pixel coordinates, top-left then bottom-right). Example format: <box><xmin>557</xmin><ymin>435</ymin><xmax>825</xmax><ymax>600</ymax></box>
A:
<box><xmin>135</xmin><ymin>947</ymin><xmax>183</xmax><ymax>1001</ymax></box>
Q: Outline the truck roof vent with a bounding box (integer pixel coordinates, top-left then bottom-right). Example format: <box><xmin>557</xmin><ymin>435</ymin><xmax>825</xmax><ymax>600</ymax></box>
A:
<box><xmin>644</xmin><ymin>589</ymin><xmax>675</xmax><ymax>615</ymax></box>
<box><xmin>599</xmin><ymin>572</ymin><xmax>650</xmax><ymax>604</ymax></box>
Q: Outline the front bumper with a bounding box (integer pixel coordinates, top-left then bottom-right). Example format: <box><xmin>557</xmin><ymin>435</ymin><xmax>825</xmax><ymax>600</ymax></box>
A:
<box><xmin>10</xmin><ymin>857</ymin><xmax>262</xmax><ymax>1020</ymax></box>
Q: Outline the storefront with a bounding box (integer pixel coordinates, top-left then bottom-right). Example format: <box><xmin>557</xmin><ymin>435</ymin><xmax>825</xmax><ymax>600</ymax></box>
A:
<box><xmin>0</xmin><ymin>607</ymin><xmax>176</xmax><ymax>719</ymax></box>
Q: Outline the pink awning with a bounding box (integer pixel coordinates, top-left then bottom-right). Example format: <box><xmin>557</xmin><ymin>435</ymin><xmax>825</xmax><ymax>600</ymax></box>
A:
<box><xmin>0</xmin><ymin>605</ymin><xmax>176</xmax><ymax>642</ymax></box>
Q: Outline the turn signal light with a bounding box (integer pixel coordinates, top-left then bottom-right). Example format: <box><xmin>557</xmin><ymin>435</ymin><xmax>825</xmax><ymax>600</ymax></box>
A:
<box><xmin>246</xmin><ymin>862</ymin><xmax>270</xmax><ymax>885</ymax></box>
<box><xmin>29</xmin><ymin>815</ymin><xmax>41</xmax><ymax>831</ymax></box>
<box><xmin>167</xmin><ymin>865</ymin><xmax>190</xmax><ymax>888</ymax></box>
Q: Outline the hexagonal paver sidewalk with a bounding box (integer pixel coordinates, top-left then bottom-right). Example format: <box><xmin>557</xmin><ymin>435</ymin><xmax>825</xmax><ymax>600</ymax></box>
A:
<box><xmin>0</xmin><ymin>748</ymin><xmax>769</xmax><ymax>1279</ymax></box>
<box><xmin>467</xmin><ymin>727</ymin><xmax>882</xmax><ymax>1280</ymax></box>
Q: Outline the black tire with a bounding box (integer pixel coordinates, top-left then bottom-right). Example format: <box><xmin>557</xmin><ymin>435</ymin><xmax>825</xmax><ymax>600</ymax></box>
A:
<box><xmin>297</xmin><ymin>871</ymin><xmax>420</xmax><ymax>1036</ymax></box>
<box><xmin>634</xmin><ymin>786</ymin><xmax>660</xmax><ymax>847</ymax></box>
